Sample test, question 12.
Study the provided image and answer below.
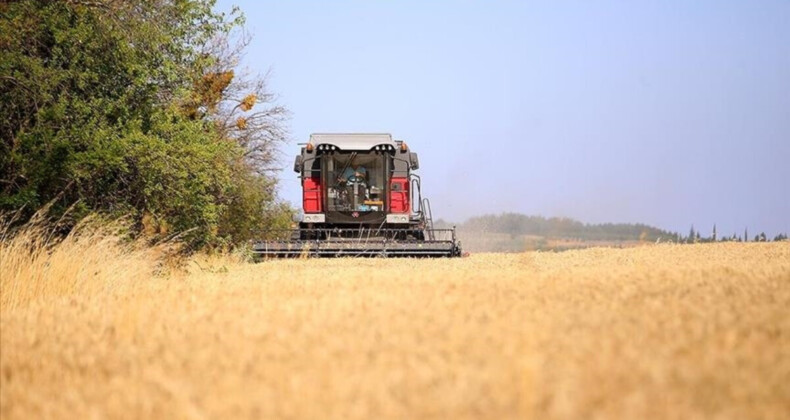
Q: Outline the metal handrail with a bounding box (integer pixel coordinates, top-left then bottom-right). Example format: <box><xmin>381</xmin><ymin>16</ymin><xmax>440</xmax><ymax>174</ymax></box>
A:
<box><xmin>410</xmin><ymin>174</ymin><xmax>422</xmax><ymax>216</ymax></box>
<box><xmin>421</xmin><ymin>198</ymin><xmax>435</xmax><ymax>240</ymax></box>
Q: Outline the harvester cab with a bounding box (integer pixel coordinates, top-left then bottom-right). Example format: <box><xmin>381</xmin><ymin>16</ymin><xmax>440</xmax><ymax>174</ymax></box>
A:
<box><xmin>253</xmin><ymin>133</ymin><xmax>462</xmax><ymax>257</ymax></box>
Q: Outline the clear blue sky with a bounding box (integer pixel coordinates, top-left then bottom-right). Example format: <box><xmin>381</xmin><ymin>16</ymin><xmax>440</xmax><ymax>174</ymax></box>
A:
<box><xmin>216</xmin><ymin>0</ymin><xmax>789</xmax><ymax>237</ymax></box>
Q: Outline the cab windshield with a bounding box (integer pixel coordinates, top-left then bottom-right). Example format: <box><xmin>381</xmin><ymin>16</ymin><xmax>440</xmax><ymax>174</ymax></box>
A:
<box><xmin>325</xmin><ymin>152</ymin><xmax>386</xmax><ymax>212</ymax></box>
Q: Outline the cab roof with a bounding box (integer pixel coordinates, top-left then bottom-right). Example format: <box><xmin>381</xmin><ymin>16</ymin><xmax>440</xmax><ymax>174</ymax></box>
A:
<box><xmin>308</xmin><ymin>133</ymin><xmax>397</xmax><ymax>151</ymax></box>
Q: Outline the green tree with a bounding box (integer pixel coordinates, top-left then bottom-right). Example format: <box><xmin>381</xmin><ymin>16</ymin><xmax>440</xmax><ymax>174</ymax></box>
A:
<box><xmin>1</xmin><ymin>0</ymin><xmax>291</xmax><ymax>249</ymax></box>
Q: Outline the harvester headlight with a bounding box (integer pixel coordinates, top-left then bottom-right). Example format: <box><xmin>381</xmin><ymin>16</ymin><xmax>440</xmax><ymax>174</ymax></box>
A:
<box><xmin>303</xmin><ymin>213</ymin><xmax>325</xmax><ymax>223</ymax></box>
<box><xmin>386</xmin><ymin>214</ymin><xmax>409</xmax><ymax>224</ymax></box>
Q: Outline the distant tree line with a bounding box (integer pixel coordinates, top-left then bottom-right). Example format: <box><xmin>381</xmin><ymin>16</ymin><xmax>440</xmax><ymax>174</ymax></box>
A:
<box><xmin>682</xmin><ymin>225</ymin><xmax>787</xmax><ymax>244</ymax></box>
<box><xmin>1</xmin><ymin>0</ymin><xmax>292</xmax><ymax>249</ymax></box>
<box><xmin>440</xmin><ymin>213</ymin><xmax>789</xmax><ymax>244</ymax></box>
<box><xmin>453</xmin><ymin>213</ymin><xmax>676</xmax><ymax>242</ymax></box>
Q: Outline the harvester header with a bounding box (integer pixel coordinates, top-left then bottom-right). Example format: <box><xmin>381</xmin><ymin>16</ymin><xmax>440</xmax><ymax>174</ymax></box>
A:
<box><xmin>253</xmin><ymin>133</ymin><xmax>462</xmax><ymax>258</ymax></box>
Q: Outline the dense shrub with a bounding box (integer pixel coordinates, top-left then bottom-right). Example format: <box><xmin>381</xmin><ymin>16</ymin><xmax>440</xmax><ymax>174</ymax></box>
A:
<box><xmin>0</xmin><ymin>0</ymin><xmax>291</xmax><ymax>249</ymax></box>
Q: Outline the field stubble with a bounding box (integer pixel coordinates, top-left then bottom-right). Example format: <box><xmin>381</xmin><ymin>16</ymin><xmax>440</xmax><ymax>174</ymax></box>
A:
<box><xmin>1</xmin><ymin>228</ymin><xmax>789</xmax><ymax>419</ymax></box>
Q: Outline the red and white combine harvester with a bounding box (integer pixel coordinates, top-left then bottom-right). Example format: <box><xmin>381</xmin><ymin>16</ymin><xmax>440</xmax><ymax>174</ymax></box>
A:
<box><xmin>254</xmin><ymin>133</ymin><xmax>462</xmax><ymax>257</ymax></box>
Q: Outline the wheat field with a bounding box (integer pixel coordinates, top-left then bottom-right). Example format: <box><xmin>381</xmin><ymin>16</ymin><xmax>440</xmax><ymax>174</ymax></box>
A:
<box><xmin>1</xmin><ymin>229</ymin><xmax>789</xmax><ymax>419</ymax></box>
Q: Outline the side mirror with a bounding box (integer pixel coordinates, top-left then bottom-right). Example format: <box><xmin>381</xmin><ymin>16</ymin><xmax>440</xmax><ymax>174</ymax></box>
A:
<box><xmin>293</xmin><ymin>155</ymin><xmax>303</xmax><ymax>173</ymax></box>
<box><xmin>409</xmin><ymin>152</ymin><xmax>419</xmax><ymax>170</ymax></box>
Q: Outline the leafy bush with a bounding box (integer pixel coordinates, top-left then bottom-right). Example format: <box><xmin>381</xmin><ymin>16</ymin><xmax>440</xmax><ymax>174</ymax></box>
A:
<box><xmin>0</xmin><ymin>0</ymin><xmax>291</xmax><ymax>249</ymax></box>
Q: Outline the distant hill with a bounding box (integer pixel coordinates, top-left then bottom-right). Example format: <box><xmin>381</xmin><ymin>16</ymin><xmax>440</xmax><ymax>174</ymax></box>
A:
<box><xmin>434</xmin><ymin>213</ymin><xmax>678</xmax><ymax>252</ymax></box>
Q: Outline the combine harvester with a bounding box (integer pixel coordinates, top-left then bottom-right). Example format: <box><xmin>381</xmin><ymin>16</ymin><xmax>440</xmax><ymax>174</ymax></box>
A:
<box><xmin>254</xmin><ymin>133</ymin><xmax>462</xmax><ymax>258</ymax></box>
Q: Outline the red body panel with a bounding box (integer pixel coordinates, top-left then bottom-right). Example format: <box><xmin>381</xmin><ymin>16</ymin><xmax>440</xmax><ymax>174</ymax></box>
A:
<box><xmin>389</xmin><ymin>177</ymin><xmax>410</xmax><ymax>213</ymax></box>
<box><xmin>303</xmin><ymin>177</ymin><xmax>322</xmax><ymax>213</ymax></box>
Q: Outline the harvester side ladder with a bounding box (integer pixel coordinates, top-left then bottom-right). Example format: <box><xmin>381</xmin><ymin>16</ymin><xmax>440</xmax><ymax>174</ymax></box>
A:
<box><xmin>411</xmin><ymin>176</ymin><xmax>422</xmax><ymax>216</ymax></box>
<box><xmin>422</xmin><ymin>197</ymin><xmax>436</xmax><ymax>241</ymax></box>
<box><xmin>409</xmin><ymin>174</ymin><xmax>436</xmax><ymax>241</ymax></box>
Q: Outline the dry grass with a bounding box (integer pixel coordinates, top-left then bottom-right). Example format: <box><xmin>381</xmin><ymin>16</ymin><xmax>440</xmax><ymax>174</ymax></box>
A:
<box><xmin>1</xmin><ymin>227</ymin><xmax>789</xmax><ymax>419</ymax></box>
<box><xmin>0</xmin><ymin>222</ymin><xmax>161</xmax><ymax>312</ymax></box>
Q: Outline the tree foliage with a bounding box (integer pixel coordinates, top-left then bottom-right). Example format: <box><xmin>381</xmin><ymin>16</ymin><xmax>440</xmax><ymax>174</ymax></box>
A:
<box><xmin>458</xmin><ymin>213</ymin><xmax>678</xmax><ymax>242</ymax></box>
<box><xmin>1</xmin><ymin>0</ymin><xmax>291</xmax><ymax>248</ymax></box>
